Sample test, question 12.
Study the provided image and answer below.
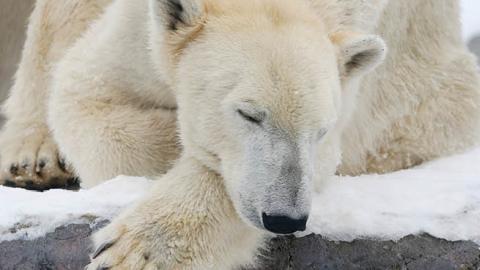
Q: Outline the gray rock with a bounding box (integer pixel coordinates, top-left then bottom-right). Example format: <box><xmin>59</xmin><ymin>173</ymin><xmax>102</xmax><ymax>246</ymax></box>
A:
<box><xmin>1</xmin><ymin>222</ymin><xmax>479</xmax><ymax>270</ymax></box>
<box><xmin>0</xmin><ymin>224</ymin><xmax>94</xmax><ymax>270</ymax></box>
<box><xmin>252</xmin><ymin>234</ymin><xmax>480</xmax><ymax>270</ymax></box>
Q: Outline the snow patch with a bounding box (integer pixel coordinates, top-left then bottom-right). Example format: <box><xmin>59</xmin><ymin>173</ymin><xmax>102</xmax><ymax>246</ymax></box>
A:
<box><xmin>0</xmin><ymin>177</ymin><xmax>152</xmax><ymax>241</ymax></box>
<box><xmin>304</xmin><ymin>148</ymin><xmax>480</xmax><ymax>244</ymax></box>
<box><xmin>1</xmin><ymin>148</ymin><xmax>479</xmax><ymax>244</ymax></box>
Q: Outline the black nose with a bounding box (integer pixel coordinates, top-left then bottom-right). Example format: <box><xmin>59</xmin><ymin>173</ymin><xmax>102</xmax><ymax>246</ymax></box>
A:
<box><xmin>262</xmin><ymin>213</ymin><xmax>308</xmax><ymax>235</ymax></box>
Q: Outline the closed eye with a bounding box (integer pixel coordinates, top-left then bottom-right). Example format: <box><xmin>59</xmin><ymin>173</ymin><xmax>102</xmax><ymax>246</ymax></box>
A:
<box><xmin>237</xmin><ymin>109</ymin><xmax>264</xmax><ymax>125</ymax></box>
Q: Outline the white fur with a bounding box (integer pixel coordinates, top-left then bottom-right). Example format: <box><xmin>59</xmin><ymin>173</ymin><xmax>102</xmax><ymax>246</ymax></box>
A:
<box><xmin>0</xmin><ymin>0</ymin><xmax>478</xmax><ymax>268</ymax></box>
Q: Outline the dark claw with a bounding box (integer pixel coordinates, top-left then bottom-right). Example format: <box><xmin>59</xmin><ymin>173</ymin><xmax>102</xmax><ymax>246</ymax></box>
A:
<box><xmin>92</xmin><ymin>241</ymin><xmax>115</xmax><ymax>259</ymax></box>
<box><xmin>44</xmin><ymin>177</ymin><xmax>79</xmax><ymax>191</ymax></box>
<box><xmin>4</xmin><ymin>180</ymin><xmax>16</xmax><ymax>188</ymax></box>
<box><xmin>38</xmin><ymin>159</ymin><xmax>46</xmax><ymax>169</ymax></box>
<box><xmin>9</xmin><ymin>165</ymin><xmax>18</xmax><ymax>175</ymax></box>
<box><xmin>66</xmin><ymin>177</ymin><xmax>81</xmax><ymax>190</ymax></box>
<box><xmin>67</xmin><ymin>177</ymin><xmax>79</xmax><ymax>186</ymax></box>
<box><xmin>22</xmin><ymin>180</ymin><xmax>48</xmax><ymax>192</ymax></box>
<box><xmin>24</xmin><ymin>180</ymin><xmax>35</xmax><ymax>189</ymax></box>
<box><xmin>58</xmin><ymin>158</ymin><xmax>67</xmax><ymax>172</ymax></box>
<box><xmin>21</xmin><ymin>161</ymin><xmax>30</xmax><ymax>170</ymax></box>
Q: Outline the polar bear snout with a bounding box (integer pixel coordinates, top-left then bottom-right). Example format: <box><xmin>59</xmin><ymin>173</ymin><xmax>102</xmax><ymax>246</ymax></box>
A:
<box><xmin>262</xmin><ymin>213</ymin><xmax>308</xmax><ymax>235</ymax></box>
<box><xmin>233</xmin><ymin>135</ymin><xmax>314</xmax><ymax>234</ymax></box>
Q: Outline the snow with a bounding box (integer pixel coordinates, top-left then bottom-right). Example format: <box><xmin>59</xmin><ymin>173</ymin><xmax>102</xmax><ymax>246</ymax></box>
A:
<box><xmin>0</xmin><ymin>177</ymin><xmax>152</xmax><ymax>241</ymax></box>
<box><xmin>1</xmin><ymin>148</ymin><xmax>479</xmax><ymax>244</ymax></box>
<box><xmin>304</xmin><ymin>147</ymin><xmax>480</xmax><ymax>244</ymax></box>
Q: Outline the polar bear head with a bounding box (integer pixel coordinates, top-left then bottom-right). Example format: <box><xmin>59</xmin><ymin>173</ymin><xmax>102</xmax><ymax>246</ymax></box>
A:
<box><xmin>150</xmin><ymin>0</ymin><xmax>386</xmax><ymax>234</ymax></box>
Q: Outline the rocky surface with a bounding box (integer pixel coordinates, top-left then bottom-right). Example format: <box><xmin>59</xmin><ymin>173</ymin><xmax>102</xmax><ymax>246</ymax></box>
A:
<box><xmin>256</xmin><ymin>234</ymin><xmax>480</xmax><ymax>270</ymax></box>
<box><xmin>1</xmin><ymin>222</ymin><xmax>479</xmax><ymax>270</ymax></box>
<box><xmin>0</xmin><ymin>222</ymin><xmax>107</xmax><ymax>270</ymax></box>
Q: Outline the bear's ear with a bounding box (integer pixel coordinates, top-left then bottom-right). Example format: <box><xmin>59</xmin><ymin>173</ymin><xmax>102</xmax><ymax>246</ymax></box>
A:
<box><xmin>151</xmin><ymin>0</ymin><xmax>205</xmax><ymax>32</ymax></box>
<box><xmin>149</xmin><ymin>0</ymin><xmax>206</xmax><ymax>84</ymax></box>
<box><xmin>330</xmin><ymin>32</ymin><xmax>386</xmax><ymax>80</ymax></box>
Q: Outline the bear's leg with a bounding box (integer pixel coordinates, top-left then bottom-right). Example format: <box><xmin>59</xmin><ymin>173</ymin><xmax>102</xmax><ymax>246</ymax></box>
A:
<box><xmin>366</xmin><ymin>53</ymin><xmax>480</xmax><ymax>174</ymax></box>
<box><xmin>363</xmin><ymin>0</ymin><xmax>480</xmax><ymax>174</ymax></box>
<box><xmin>87</xmin><ymin>156</ymin><xmax>264</xmax><ymax>269</ymax></box>
<box><xmin>0</xmin><ymin>0</ymin><xmax>111</xmax><ymax>190</ymax></box>
<box><xmin>48</xmin><ymin>85</ymin><xmax>181</xmax><ymax>188</ymax></box>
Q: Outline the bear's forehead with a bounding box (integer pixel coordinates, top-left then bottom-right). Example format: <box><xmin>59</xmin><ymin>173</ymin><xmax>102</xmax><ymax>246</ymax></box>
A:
<box><xmin>203</xmin><ymin>0</ymin><xmax>323</xmax><ymax>28</ymax></box>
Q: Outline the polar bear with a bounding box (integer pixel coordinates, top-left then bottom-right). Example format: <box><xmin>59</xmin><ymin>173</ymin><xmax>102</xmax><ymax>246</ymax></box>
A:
<box><xmin>1</xmin><ymin>0</ymin><xmax>479</xmax><ymax>268</ymax></box>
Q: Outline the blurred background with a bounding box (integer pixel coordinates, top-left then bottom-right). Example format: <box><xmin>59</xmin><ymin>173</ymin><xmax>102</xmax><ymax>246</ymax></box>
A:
<box><xmin>0</xmin><ymin>0</ymin><xmax>479</xmax><ymax>106</ymax></box>
<box><xmin>461</xmin><ymin>0</ymin><xmax>480</xmax><ymax>53</ymax></box>
<box><xmin>0</xmin><ymin>0</ymin><xmax>34</xmax><ymax>103</ymax></box>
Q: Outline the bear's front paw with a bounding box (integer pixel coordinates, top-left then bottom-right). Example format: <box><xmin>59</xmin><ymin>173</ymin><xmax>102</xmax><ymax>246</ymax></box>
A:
<box><xmin>0</xmin><ymin>123</ymin><xmax>78</xmax><ymax>191</ymax></box>
<box><xmin>87</xmin><ymin>219</ymin><xmax>162</xmax><ymax>270</ymax></box>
